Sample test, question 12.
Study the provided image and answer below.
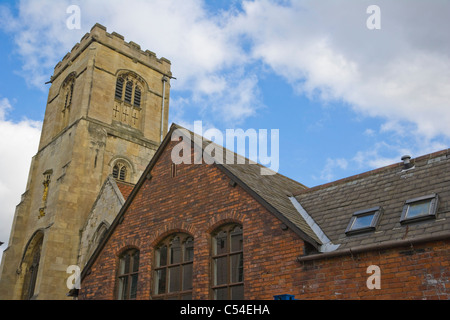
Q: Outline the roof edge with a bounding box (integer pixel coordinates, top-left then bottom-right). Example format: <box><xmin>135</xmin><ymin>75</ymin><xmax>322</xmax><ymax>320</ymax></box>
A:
<box><xmin>294</xmin><ymin>148</ymin><xmax>450</xmax><ymax>196</ymax></box>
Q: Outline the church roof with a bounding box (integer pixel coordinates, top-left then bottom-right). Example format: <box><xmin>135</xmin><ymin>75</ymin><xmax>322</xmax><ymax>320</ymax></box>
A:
<box><xmin>115</xmin><ymin>180</ymin><xmax>135</xmax><ymax>200</ymax></box>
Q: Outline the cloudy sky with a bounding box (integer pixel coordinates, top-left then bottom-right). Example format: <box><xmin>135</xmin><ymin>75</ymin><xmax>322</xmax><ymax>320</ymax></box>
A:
<box><xmin>0</xmin><ymin>0</ymin><xmax>449</xmax><ymax>253</ymax></box>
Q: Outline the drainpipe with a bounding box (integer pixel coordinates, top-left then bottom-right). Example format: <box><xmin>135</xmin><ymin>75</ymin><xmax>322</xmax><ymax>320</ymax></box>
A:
<box><xmin>160</xmin><ymin>76</ymin><xmax>168</xmax><ymax>143</ymax></box>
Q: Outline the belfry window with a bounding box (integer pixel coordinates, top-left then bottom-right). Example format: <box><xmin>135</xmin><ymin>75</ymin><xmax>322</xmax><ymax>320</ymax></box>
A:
<box><xmin>115</xmin><ymin>78</ymin><xmax>124</xmax><ymax>100</ymax></box>
<box><xmin>113</xmin><ymin>72</ymin><xmax>144</xmax><ymax>129</ymax></box>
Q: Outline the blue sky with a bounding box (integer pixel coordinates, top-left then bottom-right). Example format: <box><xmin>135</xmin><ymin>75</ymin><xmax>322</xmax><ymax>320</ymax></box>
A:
<box><xmin>1</xmin><ymin>0</ymin><xmax>450</xmax><ymax>249</ymax></box>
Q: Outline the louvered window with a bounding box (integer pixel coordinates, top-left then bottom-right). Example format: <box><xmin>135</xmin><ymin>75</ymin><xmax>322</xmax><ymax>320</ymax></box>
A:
<box><xmin>124</xmin><ymin>81</ymin><xmax>133</xmax><ymax>104</ymax></box>
<box><xmin>134</xmin><ymin>86</ymin><xmax>141</xmax><ymax>108</ymax></box>
<box><xmin>115</xmin><ymin>78</ymin><xmax>124</xmax><ymax>100</ymax></box>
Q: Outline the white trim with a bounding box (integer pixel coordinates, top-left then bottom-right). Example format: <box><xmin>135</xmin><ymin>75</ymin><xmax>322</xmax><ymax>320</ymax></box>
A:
<box><xmin>289</xmin><ymin>197</ymin><xmax>340</xmax><ymax>253</ymax></box>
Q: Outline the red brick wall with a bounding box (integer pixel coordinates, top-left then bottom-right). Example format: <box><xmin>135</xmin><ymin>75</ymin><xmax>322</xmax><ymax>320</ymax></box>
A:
<box><xmin>295</xmin><ymin>240</ymin><xmax>449</xmax><ymax>300</ymax></box>
<box><xmin>79</xmin><ymin>140</ymin><xmax>306</xmax><ymax>300</ymax></box>
<box><xmin>79</xmin><ymin>140</ymin><xmax>450</xmax><ymax>300</ymax></box>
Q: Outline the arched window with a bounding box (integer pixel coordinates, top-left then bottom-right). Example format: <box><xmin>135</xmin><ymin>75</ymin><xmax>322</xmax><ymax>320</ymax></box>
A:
<box><xmin>60</xmin><ymin>73</ymin><xmax>75</xmax><ymax>130</ymax></box>
<box><xmin>211</xmin><ymin>224</ymin><xmax>243</xmax><ymax>300</ymax></box>
<box><xmin>21</xmin><ymin>233</ymin><xmax>44</xmax><ymax>300</ymax></box>
<box><xmin>112</xmin><ymin>162</ymin><xmax>128</xmax><ymax>182</ymax></box>
<box><xmin>153</xmin><ymin>233</ymin><xmax>194</xmax><ymax>300</ymax></box>
<box><xmin>113</xmin><ymin>72</ymin><xmax>144</xmax><ymax>129</ymax></box>
<box><xmin>116</xmin><ymin>249</ymin><xmax>140</xmax><ymax>300</ymax></box>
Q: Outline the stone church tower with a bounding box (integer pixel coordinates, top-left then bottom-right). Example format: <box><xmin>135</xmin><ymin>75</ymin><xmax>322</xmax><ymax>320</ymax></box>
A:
<box><xmin>0</xmin><ymin>24</ymin><xmax>172</xmax><ymax>299</ymax></box>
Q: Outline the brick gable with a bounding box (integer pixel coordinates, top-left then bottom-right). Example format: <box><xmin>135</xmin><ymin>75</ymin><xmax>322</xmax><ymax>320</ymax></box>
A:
<box><xmin>79</xmin><ymin>139</ymin><xmax>307</xmax><ymax>299</ymax></box>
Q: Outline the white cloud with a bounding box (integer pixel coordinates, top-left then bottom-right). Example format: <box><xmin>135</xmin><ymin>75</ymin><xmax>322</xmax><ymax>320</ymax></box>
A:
<box><xmin>229</xmin><ymin>0</ymin><xmax>450</xmax><ymax>139</ymax></box>
<box><xmin>0</xmin><ymin>98</ymin><xmax>42</xmax><ymax>254</ymax></box>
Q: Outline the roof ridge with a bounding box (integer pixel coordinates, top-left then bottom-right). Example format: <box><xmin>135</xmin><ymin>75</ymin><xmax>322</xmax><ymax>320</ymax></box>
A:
<box><xmin>294</xmin><ymin>148</ymin><xmax>450</xmax><ymax>196</ymax></box>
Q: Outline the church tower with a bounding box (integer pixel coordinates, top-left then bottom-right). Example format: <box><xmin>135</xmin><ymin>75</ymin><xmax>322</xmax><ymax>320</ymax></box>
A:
<box><xmin>0</xmin><ymin>24</ymin><xmax>172</xmax><ymax>299</ymax></box>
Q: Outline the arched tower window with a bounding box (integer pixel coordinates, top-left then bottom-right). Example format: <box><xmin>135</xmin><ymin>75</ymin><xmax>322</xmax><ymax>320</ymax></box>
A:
<box><xmin>60</xmin><ymin>73</ymin><xmax>76</xmax><ymax>130</ymax></box>
<box><xmin>153</xmin><ymin>233</ymin><xmax>194</xmax><ymax>300</ymax></box>
<box><xmin>21</xmin><ymin>232</ymin><xmax>44</xmax><ymax>300</ymax></box>
<box><xmin>113</xmin><ymin>72</ymin><xmax>144</xmax><ymax>129</ymax></box>
<box><xmin>112</xmin><ymin>161</ymin><xmax>128</xmax><ymax>182</ymax></box>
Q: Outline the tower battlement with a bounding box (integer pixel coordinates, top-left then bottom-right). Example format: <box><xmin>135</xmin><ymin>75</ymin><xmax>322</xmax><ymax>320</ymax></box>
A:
<box><xmin>52</xmin><ymin>23</ymin><xmax>172</xmax><ymax>82</ymax></box>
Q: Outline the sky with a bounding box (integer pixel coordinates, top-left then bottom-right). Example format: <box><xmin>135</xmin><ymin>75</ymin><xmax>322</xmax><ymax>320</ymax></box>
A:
<box><xmin>0</xmin><ymin>0</ymin><xmax>449</xmax><ymax>254</ymax></box>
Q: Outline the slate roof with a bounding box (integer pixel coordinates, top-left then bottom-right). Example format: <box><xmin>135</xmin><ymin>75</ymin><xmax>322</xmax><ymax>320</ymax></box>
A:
<box><xmin>177</xmin><ymin>124</ymin><xmax>322</xmax><ymax>246</ymax></box>
<box><xmin>293</xmin><ymin>149</ymin><xmax>450</xmax><ymax>252</ymax></box>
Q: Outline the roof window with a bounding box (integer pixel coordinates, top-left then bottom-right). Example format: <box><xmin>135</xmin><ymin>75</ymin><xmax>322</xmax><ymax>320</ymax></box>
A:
<box><xmin>345</xmin><ymin>206</ymin><xmax>382</xmax><ymax>236</ymax></box>
<box><xmin>400</xmin><ymin>193</ymin><xmax>438</xmax><ymax>224</ymax></box>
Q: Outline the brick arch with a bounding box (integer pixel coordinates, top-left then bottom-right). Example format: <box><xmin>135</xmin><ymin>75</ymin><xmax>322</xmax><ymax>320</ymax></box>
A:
<box><xmin>115</xmin><ymin>241</ymin><xmax>141</xmax><ymax>258</ymax></box>
<box><xmin>206</xmin><ymin>210</ymin><xmax>245</xmax><ymax>234</ymax></box>
<box><xmin>149</xmin><ymin>222</ymin><xmax>198</xmax><ymax>247</ymax></box>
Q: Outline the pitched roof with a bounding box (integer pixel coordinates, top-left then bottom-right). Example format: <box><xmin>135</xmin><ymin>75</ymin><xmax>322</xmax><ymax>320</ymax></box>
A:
<box><xmin>175</xmin><ymin>124</ymin><xmax>322</xmax><ymax>246</ymax></box>
<box><xmin>115</xmin><ymin>180</ymin><xmax>135</xmax><ymax>200</ymax></box>
<box><xmin>294</xmin><ymin>149</ymin><xmax>450</xmax><ymax>256</ymax></box>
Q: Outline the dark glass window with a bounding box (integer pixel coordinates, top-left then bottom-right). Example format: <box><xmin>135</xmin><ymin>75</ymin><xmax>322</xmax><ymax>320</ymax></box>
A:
<box><xmin>345</xmin><ymin>206</ymin><xmax>382</xmax><ymax>235</ymax></box>
<box><xmin>212</xmin><ymin>224</ymin><xmax>243</xmax><ymax>300</ymax></box>
<box><xmin>400</xmin><ymin>194</ymin><xmax>439</xmax><ymax>223</ymax></box>
<box><xmin>154</xmin><ymin>234</ymin><xmax>193</xmax><ymax>300</ymax></box>
<box><xmin>117</xmin><ymin>249</ymin><xmax>140</xmax><ymax>300</ymax></box>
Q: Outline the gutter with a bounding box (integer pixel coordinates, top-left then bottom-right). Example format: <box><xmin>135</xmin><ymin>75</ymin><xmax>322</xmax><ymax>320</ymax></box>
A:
<box><xmin>296</xmin><ymin>231</ymin><xmax>450</xmax><ymax>262</ymax></box>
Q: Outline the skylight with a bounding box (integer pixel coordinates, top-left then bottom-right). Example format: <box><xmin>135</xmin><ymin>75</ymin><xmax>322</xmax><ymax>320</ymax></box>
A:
<box><xmin>345</xmin><ymin>206</ymin><xmax>382</xmax><ymax>236</ymax></box>
<box><xmin>400</xmin><ymin>194</ymin><xmax>439</xmax><ymax>224</ymax></box>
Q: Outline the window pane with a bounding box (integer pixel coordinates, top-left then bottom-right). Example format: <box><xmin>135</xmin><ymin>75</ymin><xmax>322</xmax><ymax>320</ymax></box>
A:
<box><xmin>117</xmin><ymin>276</ymin><xmax>128</xmax><ymax>300</ymax></box>
<box><xmin>214</xmin><ymin>231</ymin><xmax>228</xmax><ymax>255</ymax></box>
<box><xmin>155</xmin><ymin>269</ymin><xmax>166</xmax><ymax>294</ymax></box>
<box><xmin>230</xmin><ymin>253</ymin><xmax>243</xmax><ymax>283</ymax></box>
<box><xmin>214</xmin><ymin>287</ymin><xmax>228</xmax><ymax>300</ymax></box>
<box><xmin>231</xmin><ymin>285</ymin><xmax>244</xmax><ymax>300</ymax></box>
<box><xmin>214</xmin><ymin>256</ymin><xmax>228</xmax><ymax>286</ymax></box>
<box><xmin>183</xmin><ymin>263</ymin><xmax>193</xmax><ymax>291</ymax></box>
<box><xmin>352</xmin><ymin>214</ymin><xmax>375</xmax><ymax>230</ymax></box>
<box><xmin>132</xmin><ymin>251</ymin><xmax>140</xmax><ymax>273</ymax></box>
<box><xmin>158</xmin><ymin>245</ymin><xmax>167</xmax><ymax>267</ymax></box>
<box><xmin>230</xmin><ymin>227</ymin><xmax>243</xmax><ymax>252</ymax></box>
<box><xmin>170</xmin><ymin>237</ymin><xmax>181</xmax><ymax>264</ymax></box>
<box><xmin>184</xmin><ymin>238</ymin><xmax>194</xmax><ymax>262</ymax></box>
<box><xmin>130</xmin><ymin>274</ymin><xmax>138</xmax><ymax>300</ymax></box>
<box><xmin>169</xmin><ymin>266</ymin><xmax>181</xmax><ymax>293</ymax></box>
<box><xmin>407</xmin><ymin>200</ymin><xmax>431</xmax><ymax>219</ymax></box>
